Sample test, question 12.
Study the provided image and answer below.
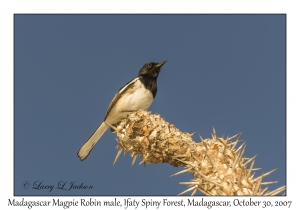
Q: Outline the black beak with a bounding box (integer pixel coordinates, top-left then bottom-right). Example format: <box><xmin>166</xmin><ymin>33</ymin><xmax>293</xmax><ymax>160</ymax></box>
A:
<box><xmin>155</xmin><ymin>60</ymin><xmax>167</xmax><ymax>68</ymax></box>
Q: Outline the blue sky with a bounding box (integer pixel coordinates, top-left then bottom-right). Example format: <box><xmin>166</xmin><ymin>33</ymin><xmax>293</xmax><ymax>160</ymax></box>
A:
<box><xmin>14</xmin><ymin>14</ymin><xmax>285</xmax><ymax>196</ymax></box>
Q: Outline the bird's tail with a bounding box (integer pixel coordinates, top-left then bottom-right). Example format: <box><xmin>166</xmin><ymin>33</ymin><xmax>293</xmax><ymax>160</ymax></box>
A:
<box><xmin>77</xmin><ymin>122</ymin><xmax>109</xmax><ymax>160</ymax></box>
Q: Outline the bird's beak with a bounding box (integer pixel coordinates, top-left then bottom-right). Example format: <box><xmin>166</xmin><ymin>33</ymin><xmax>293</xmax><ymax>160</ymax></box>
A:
<box><xmin>155</xmin><ymin>60</ymin><xmax>168</xmax><ymax>68</ymax></box>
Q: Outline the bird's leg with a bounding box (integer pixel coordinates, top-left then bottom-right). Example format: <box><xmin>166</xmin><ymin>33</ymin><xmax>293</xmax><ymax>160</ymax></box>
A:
<box><xmin>104</xmin><ymin>122</ymin><xmax>118</xmax><ymax>133</ymax></box>
<box><xmin>107</xmin><ymin>111</ymin><xmax>141</xmax><ymax>132</ymax></box>
<box><xmin>109</xmin><ymin>122</ymin><xmax>121</xmax><ymax>133</ymax></box>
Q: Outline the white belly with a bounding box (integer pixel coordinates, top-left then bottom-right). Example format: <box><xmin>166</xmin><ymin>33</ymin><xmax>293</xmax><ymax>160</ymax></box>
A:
<box><xmin>105</xmin><ymin>79</ymin><xmax>154</xmax><ymax>124</ymax></box>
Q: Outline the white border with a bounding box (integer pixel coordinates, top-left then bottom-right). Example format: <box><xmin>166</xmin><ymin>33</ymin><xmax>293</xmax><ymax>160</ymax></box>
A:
<box><xmin>1</xmin><ymin>0</ymin><xmax>299</xmax><ymax>209</ymax></box>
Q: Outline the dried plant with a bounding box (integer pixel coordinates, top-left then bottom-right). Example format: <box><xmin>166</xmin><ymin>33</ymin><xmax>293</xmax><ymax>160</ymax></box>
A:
<box><xmin>112</xmin><ymin>110</ymin><xmax>285</xmax><ymax>196</ymax></box>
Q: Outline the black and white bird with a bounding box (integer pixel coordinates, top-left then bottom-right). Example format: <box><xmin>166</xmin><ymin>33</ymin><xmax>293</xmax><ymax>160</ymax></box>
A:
<box><xmin>77</xmin><ymin>60</ymin><xmax>167</xmax><ymax>160</ymax></box>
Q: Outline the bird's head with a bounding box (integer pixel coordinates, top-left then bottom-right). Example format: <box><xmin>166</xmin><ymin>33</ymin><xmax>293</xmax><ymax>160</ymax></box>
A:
<box><xmin>138</xmin><ymin>60</ymin><xmax>167</xmax><ymax>78</ymax></box>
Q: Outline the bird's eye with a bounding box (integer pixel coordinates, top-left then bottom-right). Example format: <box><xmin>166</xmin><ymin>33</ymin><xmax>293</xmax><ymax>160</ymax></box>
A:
<box><xmin>147</xmin><ymin>63</ymin><xmax>152</xmax><ymax>68</ymax></box>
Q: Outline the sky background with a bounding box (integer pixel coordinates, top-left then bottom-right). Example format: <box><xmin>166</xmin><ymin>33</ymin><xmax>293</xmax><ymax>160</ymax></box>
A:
<box><xmin>14</xmin><ymin>14</ymin><xmax>286</xmax><ymax>196</ymax></box>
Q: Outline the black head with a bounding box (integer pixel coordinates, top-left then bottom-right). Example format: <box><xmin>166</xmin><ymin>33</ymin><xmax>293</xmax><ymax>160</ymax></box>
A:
<box><xmin>138</xmin><ymin>60</ymin><xmax>167</xmax><ymax>78</ymax></box>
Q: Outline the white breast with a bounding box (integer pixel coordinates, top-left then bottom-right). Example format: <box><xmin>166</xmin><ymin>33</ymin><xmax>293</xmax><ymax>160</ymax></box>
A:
<box><xmin>105</xmin><ymin>79</ymin><xmax>154</xmax><ymax>124</ymax></box>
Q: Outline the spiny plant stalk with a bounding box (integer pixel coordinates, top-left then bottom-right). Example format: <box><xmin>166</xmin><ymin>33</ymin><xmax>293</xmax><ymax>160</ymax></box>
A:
<box><xmin>112</xmin><ymin>110</ymin><xmax>285</xmax><ymax>196</ymax></box>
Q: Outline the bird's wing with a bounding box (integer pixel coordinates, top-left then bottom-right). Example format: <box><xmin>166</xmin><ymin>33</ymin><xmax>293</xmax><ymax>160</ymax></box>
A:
<box><xmin>104</xmin><ymin>77</ymin><xmax>139</xmax><ymax>121</ymax></box>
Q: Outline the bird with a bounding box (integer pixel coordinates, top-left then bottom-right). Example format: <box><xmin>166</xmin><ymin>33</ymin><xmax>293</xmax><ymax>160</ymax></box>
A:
<box><xmin>77</xmin><ymin>60</ymin><xmax>167</xmax><ymax>160</ymax></box>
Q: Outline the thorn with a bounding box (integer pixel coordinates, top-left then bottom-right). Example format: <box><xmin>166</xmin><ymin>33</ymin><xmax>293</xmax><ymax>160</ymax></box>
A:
<box><xmin>170</xmin><ymin>169</ymin><xmax>190</xmax><ymax>177</ymax></box>
<box><xmin>118</xmin><ymin>140</ymin><xmax>126</xmax><ymax>150</ymax></box>
<box><xmin>178</xmin><ymin>185</ymin><xmax>197</xmax><ymax>196</ymax></box>
<box><xmin>217</xmin><ymin>137</ymin><xmax>226</xmax><ymax>145</ymax></box>
<box><xmin>194</xmin><ymin>170</ymin><xmax>207</xmax><ymax>178</ymax></box>
<box><xmin>247</xmin><ymin>155</ymin><xmax>256</xmax><ymax>178</ymax></box>
<box><xmin>179</xmin><ymin>181</ymin><xmax>199</xmax><ymax>185</ymax></box>
<box><xmin>131</xmin><ymin>154</ymin><xmax>138</xmax><ymax>166</ymax></box>
<box><xmin>237</xmin><ymin>169</ymin><xmax>243</xmax><ymax>186</ymax></box>
<box><xmin>265</xmin><ymin>186</ymin><xmax>286</xmax><ymax>196</ymax></box>
<box><xmin>139</xmin><ymin>159</ymin><xmax>146</xmax><ymax>165</ymax></box>
<box><xmin>218</xmin><ymin>137</ymin><xmax>228</xmax><ymax>154</ymax></box>
<box><xmin>192</xmin><ymin>154</ymin><xmax>201</xmax><ymax>163</ymax></box>
<box><xmin>235</xmin><ymin>141</ymin><xmax>246</xmax><ymax>153</ymax></box>
<box><xmin>230</xmin><ymin>140</ymin><xmax>239</xmax><ymax>150</ymax></box>
<box><xmin>234</xmin><ymin>144</ymin><xmax>246</xmax><ymax>169</ymax></box>
<box><xmin>212</xmin><ymin>127</ymin><xmax>216</xmax><ymax>140</ymax></box>
<box><xmin>240</xmin><ymin>144</ymin><xmax>246</xmax><ymax>159</ymax></box>
<box><xmin>243</xmin><ymin>154</ymin><xmax>257</xmax><ymax>166</ymax></box>
<box><xmin>113</xmin><ymin>149</ymin><xmax>123</xmax><ymax>166</ymax></box>
<box><xmin>260</xmin><ymin>187</ymin><xmax>268</xmax><ymax>195</ymax></box>
<box><xmin>199</xmin><ymin>134</ymin><xmax>204</xmax><ymax>142</ymax></box>
<box><xmin>203</xmin><ymin>141</ymin><xmax>214</xmax><ymax>169</ymax></box>
<box><xmin>227</xmin><ymin>133</ymin><xmax>241</xmax><ymax>142</ymax></box>
<box><xmin>232</xmin><ymin>149</ymin><xmax>242</xmax><ymax>169</ymax></box>
<box><xmin>190</xmin><ymin>132</ymin><xmax>196</xmax><ymax>136</ymax></box>
<box><xmin>174</xmin><ymin>158</ymin><xmax>194</xmax><ymax>166</ymax></box>
<box><xmin>254</xmin><ymin>168</ymin><xmax>278</xmax><ymax>181</ymax></box>
<box><xmin>253</xmin><ymin>174</ymin><xmax>263</xmax><ymax>195</ymax></box>
<box><xmin>195</xmin><ymin>171</ymin><xmax>222</xmax><ymax>187</ymax></box>
<box><xmin>191</xmin><ymin>188</ymin><xmax>197</xmax><ymax>196</ymax></box>
<box><xmin>230</xmin><ymin>134</ymin><xmax>241</xmax><ymax>150</ymax></box>
<box><xmin>260</xmin><ymin>181</ymin><xmax>278</xmax><ymax>185</ymax></box>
